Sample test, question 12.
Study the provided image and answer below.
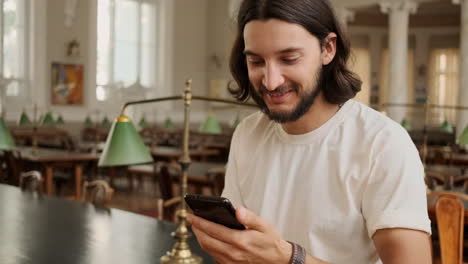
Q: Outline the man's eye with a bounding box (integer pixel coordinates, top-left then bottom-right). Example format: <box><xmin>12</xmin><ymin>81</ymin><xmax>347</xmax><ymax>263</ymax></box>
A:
<box><xmin>248</xmin><ymin>59</ymin><xmax>264</xmax><ymax>66</ymax></box>
<box><xmin>282</xmin><ymin>57</ymin><xmax>299</xmax><ymax>64</ymax></box>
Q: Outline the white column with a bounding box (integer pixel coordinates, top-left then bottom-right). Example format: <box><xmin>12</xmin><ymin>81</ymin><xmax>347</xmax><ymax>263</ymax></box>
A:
<box><xmin>380</xmin><ymin>1</ymin><xmax>418</xmax><ymax>123</ymax></box>
<box><xmin>335</xmin><ymin>7</ymin><xmax>355</xmax><ymax>31</ymax></box>
<box><xmin>454</xmin><ymin>0</ymin><xmax>468</xmax><ymax>136</ymax></box>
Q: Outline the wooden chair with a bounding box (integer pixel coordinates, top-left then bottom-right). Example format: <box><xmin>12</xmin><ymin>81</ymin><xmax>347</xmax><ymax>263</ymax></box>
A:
<box><xmin>155</xmin><ymin>162</ymin><xmax>182</xmax><ymax>222</ymax></box>
<box><xmin>428</xmin><ymin>192</ymin><xmax>468</xmax><ymax>264</ymax></box>
<box><xmin>206</xmin><ymin>167</ymin><xmax>225</xmax><ymax>196</ymax></box>
<box><xmin>3</xmin><ymin>150</ymin><xmax>42</xmax><ymax>190</ymax></box>
<box><xmin>19</xmin><ymin>170</ymin><xmax>43</xmax><ymax>193</ymax></box>
<box><xmin>82</xmin><ymin>180</ymin><xmax>114</xmax><ymax>207</ymax></box>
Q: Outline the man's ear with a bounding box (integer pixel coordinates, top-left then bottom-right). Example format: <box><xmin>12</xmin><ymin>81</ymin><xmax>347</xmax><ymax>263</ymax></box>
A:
<box><xmin>322</xmin><ymin>32</ymin><xmax>337</xmax><ymax>65</ymax></box>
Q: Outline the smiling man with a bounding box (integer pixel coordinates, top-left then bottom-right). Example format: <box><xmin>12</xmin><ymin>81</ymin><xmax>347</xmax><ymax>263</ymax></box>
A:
<box><xmin>187</xmin><ymin>0</ymin><xmax>432</xmax><ymax>263</ymax></box>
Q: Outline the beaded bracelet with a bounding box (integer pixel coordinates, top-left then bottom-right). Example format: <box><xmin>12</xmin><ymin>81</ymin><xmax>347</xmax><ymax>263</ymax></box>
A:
<box><xmin>287</xmin><ymin>241</ymin><xmax>306</xmax><ymax>264</ymax></box>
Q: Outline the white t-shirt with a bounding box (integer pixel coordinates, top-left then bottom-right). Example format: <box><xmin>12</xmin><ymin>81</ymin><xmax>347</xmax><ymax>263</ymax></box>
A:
<box><xmin>222</xmin><ymin>100</ymin><xmax>431</xmax><ymax>264</ymax></box>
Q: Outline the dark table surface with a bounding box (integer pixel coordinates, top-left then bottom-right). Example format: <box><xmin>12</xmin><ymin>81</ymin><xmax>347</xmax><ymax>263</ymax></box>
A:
<box><xmin>0</xmin><ymin>184</ymin><xmax>214</xmax><ymax>264</ymax></box>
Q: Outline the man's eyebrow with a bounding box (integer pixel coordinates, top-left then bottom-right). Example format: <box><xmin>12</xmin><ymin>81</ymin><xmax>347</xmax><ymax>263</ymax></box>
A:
<box><xmin>243</xmin><ymin>48</ymin><xmax>303</xmax><ymax>56</ymax></box>
<box><xmin>243</xmin><ymin>50</ymin><xmax>258</xmax><ymax>56</ymax></box>
<box><xmin>277</xmin><ymin>47</ymin><xmax>303</xmax><ymax>54</ymax></box>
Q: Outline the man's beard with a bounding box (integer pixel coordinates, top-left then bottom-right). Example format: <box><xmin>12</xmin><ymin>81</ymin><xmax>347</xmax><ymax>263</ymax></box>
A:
<box><xmin>250</xmin><ymin>68</ymin><xmax>323</xmax><ymax>123</ymax></box>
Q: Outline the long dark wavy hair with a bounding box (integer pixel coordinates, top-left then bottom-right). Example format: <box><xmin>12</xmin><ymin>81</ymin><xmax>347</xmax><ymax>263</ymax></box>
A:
<box><xmin>229</xmin><ymin>0</ymin><xmax>361</xmax><ymax>105</ymax></box>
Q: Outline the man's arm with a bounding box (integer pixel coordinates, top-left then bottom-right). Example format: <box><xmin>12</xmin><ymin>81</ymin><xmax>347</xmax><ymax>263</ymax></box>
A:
<box><xmin>188</xmin><ymin>206</ymin><xmax>333</xmax><ymax>264</ymax></box>
<box><xmin>373</xmin><ymin>228</ymin><xmax>432</xmax><ymax>264</ymax></box>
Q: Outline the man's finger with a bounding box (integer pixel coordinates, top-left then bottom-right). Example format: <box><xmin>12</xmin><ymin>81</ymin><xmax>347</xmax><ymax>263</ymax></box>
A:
<box><xmin>192</xmin><ymin>226</ymin><xmax>239</xmax><ymax>261</ymax></box>
<box><xmin>189</xmin><ymin>213</ymin><xmax>246</xmax><ymax>245</ymax></box>
<box><xmin>236</xmin><ymin>206</ymin><xmax>272</xmax><ymax>233</ymax></box>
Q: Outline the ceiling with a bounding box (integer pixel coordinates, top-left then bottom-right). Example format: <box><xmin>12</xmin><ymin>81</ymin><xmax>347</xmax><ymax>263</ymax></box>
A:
<box><xmin>348</xmin><ymin>0</ymin><xmax>460</xmax><ymax>27</ymax></box>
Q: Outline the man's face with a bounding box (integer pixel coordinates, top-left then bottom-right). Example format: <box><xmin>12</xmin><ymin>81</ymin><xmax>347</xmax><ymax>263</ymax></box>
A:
<box><xmin>243</xmin><ymin>19</ymin><xmax>324</xmax><ymax>123</ymax></box>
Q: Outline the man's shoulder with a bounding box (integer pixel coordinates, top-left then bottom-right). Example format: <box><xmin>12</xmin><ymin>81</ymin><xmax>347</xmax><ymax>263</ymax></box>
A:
<box><xmin>349</xmin><ymin>101</ymin><xmax>404</xmax><ymax>136</ymax></box>
<box><xmin>344</xmin><ymin>101</ymin><xmax>412</xmax><ymax>150</ymax></box>
<box><xmin>235</xmin><ymin>111</ymin><xmax>273</xmax><ymax>134</ymax></box>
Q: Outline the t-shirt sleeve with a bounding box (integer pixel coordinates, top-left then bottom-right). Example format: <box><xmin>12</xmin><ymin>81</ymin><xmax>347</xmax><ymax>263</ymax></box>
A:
<box><xmin>221</xmin><ymin>123</ymin><xmax>244</xmax><ymax>209</ymax></box>
<box><xmin>361</xmin><ymin>125</ymin><xmax>431</xmax><ymax>239</ymax></box>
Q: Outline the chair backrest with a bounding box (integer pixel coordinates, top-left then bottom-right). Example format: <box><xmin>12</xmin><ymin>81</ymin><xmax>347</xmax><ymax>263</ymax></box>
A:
<box><xmin>19</xmin><ymin>170</ymin><xmax>43</xmax><ymax>193</ymax></box>
<box><xmin>82</xmin><ymin>180</ymin><xmax>114</xmax><ymax>207</ymax></box>
<box><xmin>158</xmin><ymin>163</ymin><xmax>175</xmax><ymax>200</ymax></box>
<box><xmin>431</xmin><ymin>192</ymin><xmax>466</xmax><ymax>264</ymax></box>
<box><xmin>3</xmin><ymin>150</ymin><xmax>22</xmax><ymax>186</ymax></box>
<box><xmin>206</xmin><ymin>167</ymin><xmax>225</xmax><ymax>196</ymax></box>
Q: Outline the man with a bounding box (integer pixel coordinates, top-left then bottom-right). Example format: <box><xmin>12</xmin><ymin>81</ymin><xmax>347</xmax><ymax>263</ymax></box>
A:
<box><xmin>187</xmin><ymin>0</ymin><xmax>432</xmax><ymax>263</ymax></box>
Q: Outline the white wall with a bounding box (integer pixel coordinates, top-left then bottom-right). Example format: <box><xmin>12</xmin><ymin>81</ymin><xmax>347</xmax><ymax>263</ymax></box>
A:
<box><xmin>172</xmin><ymin>0</ymin><xmax>208</xmax><ymax>98</ymax></box>
<box><xmin>46</xmin><ymin>0</ymin><xmax>91</xmax><ymax>121</ymax></box>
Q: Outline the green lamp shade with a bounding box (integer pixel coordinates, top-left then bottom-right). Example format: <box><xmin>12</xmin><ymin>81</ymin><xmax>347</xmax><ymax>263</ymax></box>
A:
<box><xmin>459</xmin><ymin>126</ymin><xmax>468</xmax><ymax>146</ymax></box>
<box><xmin>101</xmin><ymin>116</ymin><xmax>111</xmax><ymax>127</ymax></box>
<box><xmin>0</xmin><ymin>118</ymin><xmax>15</xmax><ymax>150</ymax></box>
<box><xmin>84</xmin><ymin>115</ymin><xmax>93</xmax><ymax>127</ymax></box>
<box><xmin>440</xmin><ymin>120</ymin><xmax>454</xmax><ymax>133</ymax></box>
<box><xmin>200</xmin><ymin>114</ymin><xmax>222</xmax><ymax>134</ymax></box>
<box><xmin>138</xmin><ymin>116</ymin><xmax>147</xmax><ymax>127</ymax></box>
<box><xmin>164</xmin><ymin>117</ymin><xmax>174</xmax><ymax>129</ymax></box>
<box><xmin>400</xmin><ymin>119</ymin><xmax>411</xmax><ymax>131</ymax></box>
<box><xmin>18</xmin><ymin>111</ymin><xmax>31</xmax><ymax>125</ymax></box>
<box><xmin>41</xmin><ymin>112</ymin><xmax>55</xmax><ymax>125</ymax></box>
<box><xmin>231</xmin><ymin>113</ymin><xmax>241</xmax><ymax>128</ymax></box>
<box><xmin>98</xmin><ymin>116</ymin><xmax>153</xmax><ymax>167</ymax></box>
<box><xmin>56</xmin><ymin>115</ymin><xmax>65</xmax><ymax>124</ymax></box>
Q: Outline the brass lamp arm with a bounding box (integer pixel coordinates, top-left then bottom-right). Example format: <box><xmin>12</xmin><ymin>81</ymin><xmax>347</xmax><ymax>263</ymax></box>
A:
<box><xmin>119</xmin><ymin>94</ymin><xmax>258</xmax><ymax>116</ymax></box>
<box><xmin>119</xmin><ymin>95</ymin><xmax>184</xmax><ymax>116</ymax></box>
<box><xmin>192</xmin><ymin>95</ymin><xmax>257</xmax><ymax>108</ymax></box>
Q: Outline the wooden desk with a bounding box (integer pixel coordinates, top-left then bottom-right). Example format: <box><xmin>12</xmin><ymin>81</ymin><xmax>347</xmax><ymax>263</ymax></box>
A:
<box><xmin>18</xmin><ymin>147</ymin><xmax>99</xmax><ymax>199</ymax></box>
<box><xmin>128</xmin><ymin>162</ymin><xmax>225</xmax><ymax>193</ymax></box>
<box><xmin>452</xmin><ymin>153</ymin><xmax>468</xmax><ymax>168</ymax></box>
<box><xmin>151</xmin><ymin>146</ymin><xmax>220</xmax><ymax>162</ymax></box>
<box><xmin>0</xmin><ymin>184</ymin><xmax>214</xmax><ymax>264</ymax></box>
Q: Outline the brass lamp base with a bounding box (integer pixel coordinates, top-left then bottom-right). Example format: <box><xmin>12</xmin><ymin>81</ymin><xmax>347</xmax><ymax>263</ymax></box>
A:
<box><xmin>160</xmin><ymin>209</ymin><xmax>202</xmax><ymax>264</ymax></box>
<box><xmin>160</xmin><ymin>245</ymin><xmax>202</xmax><ymax>264</ymax></box>
<box><xmin>160</xmin><ymin>231</ymin><xmax>203</xmax><ymax>264</ymax></box>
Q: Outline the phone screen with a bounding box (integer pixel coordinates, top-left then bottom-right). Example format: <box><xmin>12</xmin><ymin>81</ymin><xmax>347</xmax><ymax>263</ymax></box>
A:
<box><xmin>185</xmin><ymin>194</ymin><xmax>246</xmax><ymax>230</ymax></box>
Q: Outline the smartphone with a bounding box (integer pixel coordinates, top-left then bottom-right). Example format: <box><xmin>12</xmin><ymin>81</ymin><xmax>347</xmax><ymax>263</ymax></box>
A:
<box><xmin>184</xmin><ymin>194</ymin><xmax>246</xmax><ymax>230</ymax></box>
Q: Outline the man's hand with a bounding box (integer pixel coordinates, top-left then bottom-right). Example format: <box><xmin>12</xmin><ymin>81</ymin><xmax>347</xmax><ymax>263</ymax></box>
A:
<box><xmin>187</xmin><ymin>206</ymin><xmax>292</xmax><ymax>264</ymax></box>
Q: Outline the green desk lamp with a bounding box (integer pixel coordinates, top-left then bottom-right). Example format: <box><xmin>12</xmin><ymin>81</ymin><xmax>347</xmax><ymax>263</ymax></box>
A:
<box><xmin>101</xmin><ymin>116</ymin><xmax>111</xmax><ymax>127</ymax></box>
<box><xmin>98</xmin><ymin>80</ymin><xmax>256</xmax><ymax>264</ymax></box>
<box><xmin>41</xmin><ymin>111</ymin><xmax>55</xmax><ymax>126</ymax></box>
<box><xmin>18</xmin><ymin>110</ymin><xmax>31</xmax><ymax>125</ymax></box>
<box><xmin>401</xmin><ymin>119</ymin><xmax>411</xmax><ymax>131</ymax></box>
<box><xmin>98</xmin><ymin>115</ymin><xmax>152</xmax><ymax>167</ymax></box>
<box><xmin>440</xmin><ymin>120</ymin><xmax>454</xmax><ymax>133</ymax></box>
<box><xmin>84</xmin><ymin>115</ymin><xmax>93</xmax><ymax>127</ymax></box>
<box><xmin>0</xmin><ymin>117</ymin><xmax>15</xmax><ymax>150</ymax></box>
<box><xmin>56</xmin><ymin>114</ymin><xmax>65</xmax><ymax>125</ymax></box>
<box><xmin>164</xmin><ymin>117</ymin><xmax>174</xmax><ymax>129</ymax></box>
<box><xmin>199</xmin><ymin>114</ymin><xmax>221</xmax><ymax>134</ymax></box>
<box><xmin>138</xmin><ymin>114</ymin><xmax>148</xmax><ymax>128</ymax></box>
<box><xmin>231</xmin><ymin>112</ymin><xmax>241</xmax><ymax>128</ymax></box>
<box><xmin>459</xmin><ymin>125</ymin><xmax>468</xmax><ymax>147</ymax></box>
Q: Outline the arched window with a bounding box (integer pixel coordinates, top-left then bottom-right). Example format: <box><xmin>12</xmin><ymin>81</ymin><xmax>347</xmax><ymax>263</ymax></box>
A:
<box><xmin>428</xmin><ymin>48</ymin><xmax>459</xmax><ymax>124</ymax></box>
<box><xmin>96</xmin><ymin>0</ymin><xmax>158</xmax><ymax>101</ymax></box>
<box><xmin>0</xmin><ymin>0</ymin><xmax>29</xmax><ymax>98</ymax></box>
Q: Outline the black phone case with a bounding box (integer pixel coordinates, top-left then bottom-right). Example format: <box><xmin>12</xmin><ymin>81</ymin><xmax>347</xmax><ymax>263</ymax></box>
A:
<box><xmin>185</xmin><ymin>194</ymin><xmax>246</xmax><ymax>230</ymax></box>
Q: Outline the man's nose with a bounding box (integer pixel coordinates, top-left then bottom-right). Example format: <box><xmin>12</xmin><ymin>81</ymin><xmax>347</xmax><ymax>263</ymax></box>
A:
<box><xmin>261</xmin><ymin>64</ymin><xmax>285</xmax><ymax>91</ymax></box>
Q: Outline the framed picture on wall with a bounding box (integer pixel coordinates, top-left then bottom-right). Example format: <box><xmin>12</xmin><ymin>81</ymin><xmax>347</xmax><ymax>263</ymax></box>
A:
<box><xmin>51</xmin><ymin>62</ymin><xmax>84</xmax><ymax>105</ymax></box>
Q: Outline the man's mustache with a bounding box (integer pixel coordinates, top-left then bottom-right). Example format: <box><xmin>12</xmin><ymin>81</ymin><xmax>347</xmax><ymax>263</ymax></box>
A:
<box><xmin>258</xmin><ymin>83</ymin><xmax>299</xmax><ymax>96</ymax></box>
